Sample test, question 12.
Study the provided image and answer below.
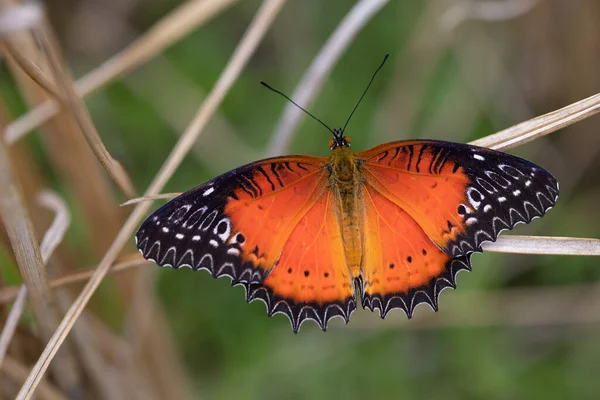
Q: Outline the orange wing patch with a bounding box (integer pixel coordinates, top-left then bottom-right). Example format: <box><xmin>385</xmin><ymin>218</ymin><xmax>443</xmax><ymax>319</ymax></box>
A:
<box><xmin>359</xmin><ymin>142</ymin><xmax>471</xmax><ymax>251</ymax></box>
<box><xmin>224</xmin><ymin>157</ymin><xmax>326</xmax><ymax>273</ymax></box>
<box><xmin>361</xmin><ymin>184</ymin><xmax>471</xmax><ymax>318</ymax></box>
<box><xmin>248</xmin><ymin>190</ymin><xmax>356</xmax><ymax>332</ymax></box>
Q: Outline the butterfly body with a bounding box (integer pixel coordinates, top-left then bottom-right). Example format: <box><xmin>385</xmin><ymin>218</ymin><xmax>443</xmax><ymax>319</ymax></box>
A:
<box><xmin>328</xmin><ymin>141</ymin><xmax>363</xmax><ymax>275</ymax></box>
<box><xmin>136</xmin><ymin>138</ymin><xmax>558</xmax><ymax>332</ymax></box>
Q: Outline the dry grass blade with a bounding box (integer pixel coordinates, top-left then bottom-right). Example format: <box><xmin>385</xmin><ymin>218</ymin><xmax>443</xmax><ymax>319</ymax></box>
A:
<box><xmin>4</xmin><ymin>0</ymin><xmax>240</xmax><ymax>144</ymax></box>
<box><xmin>1</xmin><ymin>41</ymin><xmax>63</xmax><ymax>101</ymax></box>
<box><xmin>0</xmin><ymin>128</ymin><xmax>80</xmax><ymax>395</ymax></box>
<box><xmin>483</xmin><ymin>235</ymin><xmax>600</xmax><ymax>256</ymax></box>
<box><xmin>266</xmin><ymin>0</ymin><xmax>390</xmax><ymax>156</ymax></box>
<box><xmin>0</xmin><ymin>190</ymin><xmax>70</xmax><ymax>368</ymax></box>
<box><xmin>120</xmin><ymin>193</ymin><xmax>180</xmax><ymax>207</ymax></box>
<box><xmin>33</xmin><ymin>19</ymin><xmax>136</xmax><ymax>199</ymax></box>
<box><xmin>0</xmin><ymin>286</ymin><xmax>27</xmax><ymax>369</ymax></box>
<box><xmin>1</xmin><ymin>357</ymin><xmax>68</xmax><ymax>400</ymax></box>
<box><xmin>0</xmin><ymin>254</ymin><xmax>147</xmax><ymax>305</ymax></box>
<box><xmin>470</xmin><ymin>92</ymin><xmax>600</xmax><ymax>150</ymax></box>
<box><xmin>37</xmin><ymin>190</ymin><xmax>70</xmax><ymax>260</ymax></box>
<box><xmin>16</xmin><ymin>1</ymin><xmax>287</xmax><ymax>398</ymax></box>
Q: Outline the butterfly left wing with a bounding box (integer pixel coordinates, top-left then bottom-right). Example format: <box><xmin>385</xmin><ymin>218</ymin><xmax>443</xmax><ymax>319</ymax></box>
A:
<box><xmin>135</xmin><ymin>155</ymin><xmax>355</xmax><ymax>332</ymax></box>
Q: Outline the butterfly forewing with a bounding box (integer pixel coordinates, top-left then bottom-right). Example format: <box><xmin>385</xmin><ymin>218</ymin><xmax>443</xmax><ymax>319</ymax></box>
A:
<box><xmin>358</xmin><ymin>140</ymin><xmax>559</xmax><ymax>257</ymax></box>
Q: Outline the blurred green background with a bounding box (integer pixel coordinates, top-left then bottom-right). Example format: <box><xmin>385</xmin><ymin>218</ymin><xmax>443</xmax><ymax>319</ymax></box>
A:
<box><xmin>3</xmin><ymin>0</ymin><xmax>600</xmax><ymax>399</ymax></box>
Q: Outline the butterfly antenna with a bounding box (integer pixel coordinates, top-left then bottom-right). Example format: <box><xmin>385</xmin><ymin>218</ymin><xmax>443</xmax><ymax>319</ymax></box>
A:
<box><xmin>260</xmin><ymin>81</ymin><xmax>336</xmax><ymax>136</ymax></box>
<box><xmin>342</xmin><ymin>54</ymin><xmax>390</xmax><ymax>134</ymax></box>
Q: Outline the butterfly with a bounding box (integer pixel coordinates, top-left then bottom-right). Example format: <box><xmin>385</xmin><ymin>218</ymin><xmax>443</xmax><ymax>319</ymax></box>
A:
<box><xmin>135</xmin><ymin>57</ymin><xmax>559</xmax><ymax>333</ymax></box>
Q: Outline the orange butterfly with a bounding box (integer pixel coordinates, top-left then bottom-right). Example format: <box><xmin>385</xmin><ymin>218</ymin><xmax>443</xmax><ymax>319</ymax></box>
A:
<box><xmin>135</xmin><ymin>57</ymin><xmax>558</xmax><ymax>332</ymax></box>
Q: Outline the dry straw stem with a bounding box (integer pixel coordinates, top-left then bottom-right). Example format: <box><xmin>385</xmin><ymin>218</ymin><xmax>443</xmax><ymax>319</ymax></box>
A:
<box><xmin>1</xmin><ymin>40</ymin><xmax>64</xmax><ymax>101</ymax></box>
<box><xmin>470</xmin><ymin>91</ymin><xmax>600</xmax><ymax>151</ymax></box>
<box><xmin>0</xmin><ymin>134</ymin><xmax>80</xmax><ymax>393</ymax></box>
<box><xmin>32</xmin><ymin>19</ymin><xmax>136</xmax><ymax>199</ymax></box>
<box><xmin>16</xmin><ymin>1</ymin><xmax>287</xmax><ymax>398</ymax></box>
<box><xmin>0</xmin><ymin>254</ymin><xmax>147</xmax><ymax>305</ymax></box>
<box><xmin>266</xmin><ymin>0</ymin><xmax>390</xmax><ymax>156</ymax></box>
<box><xmin>484</xmin><ymin>236</ymin><xmax>600</xmax><ymax>256</ymax></box>
<box><xmin>121</xmin><ymin>192</ymin><xmax>180</xmax><ymax>206</ymax></box>
<box><xmin>0</xmin><ymin>286</ymin><xmax>26</xmax><ymax>369</ymax></box>
<box><xmin>4</xmin><ymin>0</ymin><xmax>239</xmax><ymax>144</ymax></box>
<box><xmin>1</xmin><ymin>357</ymin><xmax>68</xmax><ymax>400</ymax></box>
<box><xmin>0</xmin><ymin>190</ymin><xmax>70</xmax><ymax>368</ymax></box>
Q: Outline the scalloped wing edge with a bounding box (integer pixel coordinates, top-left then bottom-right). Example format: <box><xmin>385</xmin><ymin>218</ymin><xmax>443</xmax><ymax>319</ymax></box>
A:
<box><xmin>362</xmin><ymin>255</ymin><xmax>472</xmax><ymax>319</ymax></box>
<box><xmin>136</xmin><ymin>234</ymin><xmax>357</xmax><ymax>333</ymax></box>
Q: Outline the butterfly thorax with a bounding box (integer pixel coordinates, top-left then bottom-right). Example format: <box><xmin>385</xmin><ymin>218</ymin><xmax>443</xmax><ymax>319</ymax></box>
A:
<box><xmin>328</xmin><ymin>145</ymin><xmax>363</xmax><ymax>277</ymax></box>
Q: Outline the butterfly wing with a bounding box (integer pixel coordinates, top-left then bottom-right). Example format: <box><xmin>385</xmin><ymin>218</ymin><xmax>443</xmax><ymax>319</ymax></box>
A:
<box><xmin>357</xmin><ymin>140</ymin><xmax>558</xmax><ymax>316</ymax></box>
<box><xmin>135</xmin><ymin>156</ymin><xmax>355</xmax><ymax>332</ymax></box>
<box><xmin>361</xmin><ymin>184</ymin><xmax>471</xmax><ymax>317</ymax></box>
<box><xmin>358</xmin><ymin>140</ymin><xmax>559</xmax><ymax>256</ymax></box>
<box><xmin>247</xmin><ymin>189</ymin><xmax>356</xmax><ymax>332</ymax></box>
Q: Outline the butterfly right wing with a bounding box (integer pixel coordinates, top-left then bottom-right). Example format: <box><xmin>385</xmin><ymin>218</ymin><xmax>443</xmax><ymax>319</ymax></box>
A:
<box><xmin>135</xmin><ymin>156</ymin><xmax>355</xmax><ymax>331</ymax></box>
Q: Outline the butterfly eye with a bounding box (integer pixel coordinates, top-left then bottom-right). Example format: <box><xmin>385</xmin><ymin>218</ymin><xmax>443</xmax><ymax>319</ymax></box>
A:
<box><xmin>329</xmin><ymin>138</ymin><xmax>335</xmax><ymax>148</ymax></box>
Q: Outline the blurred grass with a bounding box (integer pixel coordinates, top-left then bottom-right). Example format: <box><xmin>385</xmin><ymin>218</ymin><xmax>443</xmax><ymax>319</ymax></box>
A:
<box><xmin>2</xmin><ymin>0</ymin><xmax>600</xmax><ymax>399</ymax></box>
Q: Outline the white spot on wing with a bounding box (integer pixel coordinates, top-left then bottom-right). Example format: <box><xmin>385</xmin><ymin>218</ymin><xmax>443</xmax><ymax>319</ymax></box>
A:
<box><xmin>484</xmin><ymin>204</ymin><xmax>492</xmax><ymax>212</ymax></box>
<box><xmin>473</xmin><ymin>154</ymin><xmax>485</xmax><ymax>161</ymax></box>
<box><xmin>203</xmin><ymin>187</ymin><xmax>215</xmax><ymax>197</ymax></box>
<box><xmin>227</xmin><ymin>248</ymin><xmax>240</xmax><ymax>256</ymax></box>
<box><xmin>175</xmin><ymin>233</ymin><xmax>184</xmax><ymax>239</ymax></box>
<box><xmin>192</xmin><ymin>235</ymin><xmax>201</xmax><ymax>241</ymax></box>
<box><xmin>162</xmin><ymin>227</ymin><xmax>169</xmax><ymax>233</ymax></box>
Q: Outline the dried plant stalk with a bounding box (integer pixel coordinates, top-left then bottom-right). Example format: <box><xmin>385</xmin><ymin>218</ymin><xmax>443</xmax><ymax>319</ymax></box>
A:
<box><xmin>1</xmin><ymin>40</ymin><xmax>63</xmax><ymax>101</ymax></box>
<box><xmin>483</xmin><ymin>235</ymin><xmax>600</xmax><ymax>256</ymax></box>
<box><xmin>0</xmin><ymin>255</ymin><xmax>147</xmax><ymax>305</ymax></box>
<box><xmin>0</xmin><ymin>286</ymin><xmax>26</xmax><ymax>368</ymax></box>
<box><xmin>2</xmin><ymin>18</ymin><xmax>126</xmax><ymax>258</ymax></box>
<box><xmin>471</xmin><ymin>92</ymin><xmax>600</xmax><ymax>150</ymax></box>
<box><xmin>4</xmin><ymin>0</ymin><xmax>240</xmax><ymax>144</ymax></box>
<box><xmin>32</xmin><ymin>20</ymin><xmax>136</xmax><ymax>199</ymax></box>
<box><xmin>0</xmin><ymin>133</ymin><xmax>80</xmax><ymax>395</ymax></box>
<box><xmin>16</xmin><ymin>1</ymin><xmax>287</xmax><ymax>398</ymax></box>
<box><xmin>0</xmin><ymin>190</ymin><xmax>70</xmax><ymax>369</ymax></box>
<box><xmin>1</xmin><ymin>357</ymin><xmax>68</xmax><ymax>400</ymax></box>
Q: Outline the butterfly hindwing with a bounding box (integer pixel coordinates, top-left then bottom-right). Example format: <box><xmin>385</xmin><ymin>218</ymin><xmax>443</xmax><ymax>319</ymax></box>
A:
<box><xmin>361</xmin><ymin>184</ymin><xmax>471</xmax><ymax>318</ymax></box>
<box><xmin>358</xmin><ymin>140</ymin><xmax>559</xmax><ymax>257</ymax></box>
<box><xmin>247</xmin><ymin>190</ymin><xmax>356</xmax><ymax>332</ymax></box>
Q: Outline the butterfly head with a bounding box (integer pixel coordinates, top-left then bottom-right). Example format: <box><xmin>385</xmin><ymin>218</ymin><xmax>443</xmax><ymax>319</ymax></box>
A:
<box><xmin>330</xmin><ymin>129</ymin><xmax>351</xmax><ymax>150</ymax></box>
